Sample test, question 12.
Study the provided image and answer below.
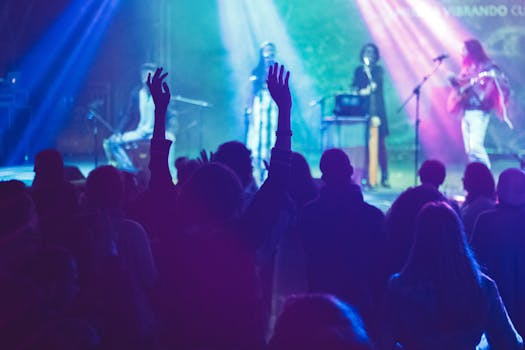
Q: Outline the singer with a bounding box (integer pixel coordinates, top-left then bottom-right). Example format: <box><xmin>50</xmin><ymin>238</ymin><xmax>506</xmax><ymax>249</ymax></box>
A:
<box><xmin>446</xmin><ymin>39</ymin><xmax>511</xmax><ymax>168</ymax></box>
<box><xmin>351</xmin><ymin>43</ymin><xmax>390</xmax><ymax>188</ymax></box>
<box><xmin>245</xmin><ymin>41</ymin><xmax>279</xmax><ymax>182</ymax></box>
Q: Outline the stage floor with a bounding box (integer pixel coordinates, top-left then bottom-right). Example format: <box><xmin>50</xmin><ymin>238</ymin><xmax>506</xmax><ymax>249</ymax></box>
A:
<box><xmin>1</xmin><ymin>156</ymin><xmax>520</xmax><ymax>213</ymax></box>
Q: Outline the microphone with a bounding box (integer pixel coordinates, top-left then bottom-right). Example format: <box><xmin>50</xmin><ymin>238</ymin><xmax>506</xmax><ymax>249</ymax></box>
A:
<box><xmin>432</xmin><ymin>54</ymin><xmax>449</xmax><ymax>62</ymax></box>
<box><xmin>310</xmin><ymin>97</ymin><xmax>324</xmax><ymax>107</ymax></box>
<box><xmin>363</xmin><ymin>57</ymin><xmax>373</xmax><ymax>82</ymax></box>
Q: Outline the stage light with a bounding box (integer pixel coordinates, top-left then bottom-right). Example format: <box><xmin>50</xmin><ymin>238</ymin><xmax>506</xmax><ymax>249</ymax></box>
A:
<box><xmin>6</xmin><ymin>0</ymin><xmax>121</xmax><ymax>165</ymax></box>
<box><xmin>217</xmin><ymin>0</ymin><xmax>319</xmax><ymax>152</ymax></box>
<box><xmin>355</xmin><ymin>0</ymin><xmax>475</xmax><ymax>164</ymax></box>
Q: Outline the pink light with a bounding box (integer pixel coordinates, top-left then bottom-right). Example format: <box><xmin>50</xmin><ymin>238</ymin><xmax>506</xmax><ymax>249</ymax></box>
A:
<box><xmin>356</xmin><ymin>0</ymin><xmax>477</xmax><ymax>164</ymax></box>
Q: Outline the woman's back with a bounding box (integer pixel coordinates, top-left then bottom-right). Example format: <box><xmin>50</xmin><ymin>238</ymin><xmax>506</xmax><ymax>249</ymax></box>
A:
<box><xmin>385</xmin><ymin>273</ymin><xmax>521</xmax><ymax>350</ymax></box>
<box><xmin>382</xmin><ymin>202</ymin><xmax>522</xmax><ymax>350</ymax></box>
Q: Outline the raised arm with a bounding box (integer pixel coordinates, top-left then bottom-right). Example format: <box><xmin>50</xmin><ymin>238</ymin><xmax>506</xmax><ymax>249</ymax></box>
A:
<box><xmin>267</xmin><ymin>62</ymin><xmax>292</xmax><ymax>152</ymax></box>
<box><xmin>240</xmin><ymin>63</ymin><xmax>293</xmax><ymax>249</ymax></box>
<box><xmin>147</xmin><ymin>67</ymin><xmax>170</xmax><ymax>140</ymax></box>
<box><xmin>147</xmin><ymin>67</ymin><xmax>174</xmax><ymax>192</ymax></box>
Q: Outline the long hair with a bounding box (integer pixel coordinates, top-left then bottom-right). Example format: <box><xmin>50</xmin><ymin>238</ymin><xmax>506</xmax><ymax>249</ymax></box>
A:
<box><xmin>399</xmin><ymin>202</ymin><xmax>484</xmax><ymax>327</ymax></box>
<box><xmin>290</xmin><ymin>152</ymin><xmax>318</xmax><ymax>208</ymax></box>
<box><xmin>463</xmin><ymin>39</ymin><xmax>489</xmax><ymax>66</ymax></box>
<box><xmin>463</xmin><ymin>162</ymin><xmax>496</xmax><ymax>203</ymax></box>
<box><xmin>359</xmin><ymin>43</ymin><xmax>380</xmax><ymax>64</ymax></box>
<box><xmin>253</xmin><ymin>42</ymin><xmax>276</xmax><ymax>79</ymax></box>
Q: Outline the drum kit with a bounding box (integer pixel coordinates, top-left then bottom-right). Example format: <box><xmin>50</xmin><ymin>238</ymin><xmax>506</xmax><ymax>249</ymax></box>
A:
<box><xmin>87</xmin><ymin>95</ymin><xmax>211</xmax><ymax>171</ymax></box>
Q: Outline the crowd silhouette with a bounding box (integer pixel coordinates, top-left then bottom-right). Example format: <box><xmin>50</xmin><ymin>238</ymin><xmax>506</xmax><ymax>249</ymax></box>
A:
<box><xmin>0</xmin><ymin>62</ymin><xmax>524</xmax><ymax>350</ymax></box>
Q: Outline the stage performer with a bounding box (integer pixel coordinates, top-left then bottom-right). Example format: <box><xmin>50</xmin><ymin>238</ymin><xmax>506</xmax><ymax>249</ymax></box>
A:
<box><xmin>352</xmin><ymin>43</ymin><xmax>390</xmax><ymax>188</ymax></box>
<box><xmin>447</xmin><ymin>39</ymin><xmax>511</xmax><ymax>169</ymax></box>
<box><xmin>246</xmin><ymin>42</ymin><xmax>279</xmax><ymax>182</ymax></box>
<box><xmin>104</xmin><ymin>63</ymin><xmax>176</xmax><ymax>172</ymax></box>
<box><xmin>103</xmin><ymin>63</ymin><xmax>157</xmax><ymax>171</ymax></box>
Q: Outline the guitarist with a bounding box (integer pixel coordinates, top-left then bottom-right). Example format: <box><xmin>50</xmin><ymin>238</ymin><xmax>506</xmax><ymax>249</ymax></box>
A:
<box><xmin>447</xmin><ymin>39</ymin><xmax>510</xmax><ymax>168</ymax></box>
<box><xmin>352</xmin><ymin>43</ymin><xmax>390</xmax><ymax>188</ymax></box>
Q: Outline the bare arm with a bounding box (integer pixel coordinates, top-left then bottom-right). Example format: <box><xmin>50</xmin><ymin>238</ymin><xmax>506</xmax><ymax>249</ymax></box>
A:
<box><xmin>147</xmin><ymin>67</ymin><xmax>174</xmax><ymax>191</ymax></box>
<box><xmin>240</xmin><ymin>63</ymin><xmax>293</xmax><ymax>250</ymax></box>
<box><xmin>266</xmin><ymin>62</ymin><xmax>292</xmax><ymax>151</ymax></box>
<box><xmin>147</xmin><ymin>68</ymin><xmax>170</xmax><ymax>141</ymax></box>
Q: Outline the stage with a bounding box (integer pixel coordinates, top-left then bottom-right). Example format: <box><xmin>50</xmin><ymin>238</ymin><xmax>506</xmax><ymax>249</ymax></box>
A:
<box><xmin>1</xmin><ymin>0</ymin><xmax>524</xmax><ymax>213</ymax></box>
<box><xmin>2</xmin><ymin>152</ymin><xmax>520</xmax><ymax>213</ymax></box>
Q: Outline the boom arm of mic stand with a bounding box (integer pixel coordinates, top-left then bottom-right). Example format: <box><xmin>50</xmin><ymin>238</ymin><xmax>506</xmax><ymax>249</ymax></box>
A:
<box><xmin>310</xmin><ymin>94</ymin><xmax>332</xmax><ymax>107</ymax></box>
<box><xmin>172</xmin><ymin>95</ymin><xmax>212</xmax><ymax>108</ymax></box>
<box><xmin>396</xmin><ymin>60</ymin><xmax>443</xmax><ymax>114</ymax></box>
<box><xmin>88</xmin><ymin>110</ymin><xmax>116</xmax><ymax>134</ymax></box>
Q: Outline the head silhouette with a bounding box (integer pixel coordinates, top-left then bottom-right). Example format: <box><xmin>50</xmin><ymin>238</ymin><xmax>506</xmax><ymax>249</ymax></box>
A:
<box><xmin>497</xmin><ymin>168</ymin><xmax>525</xmax><ymax>207</ymax></box>
<box><xmin>33</xmin><ymin>149</ymin><xmax>65</xmax><ymax>187</ymax></box>
<box><xmin>402</xmin><ymin>202</ymin><xmax>479</xmax><ymax>284</ymax></box>
<box><xmin>399</xmin><ymin>201</ymin><xmax>484</xmax><ymax>327</ymax></box>
<box><xmin>320</xmin><ymin>149</ymin><xmax>354</xmax><ymax>186</ymax></box>
<box><xmin>269</xmin><ymin>294</ymin><xmax>373</xmax><ymax>350</ymax></box>
<box><xmin>213</xmin><ymin>141</ymin><xmax>254</xmax><ymax>188</ymax></box>
<box><xmin>86</xmin><ymin>166</ymin><xmax>123</xmax><ymax>210</ymax></box>
<box><xmin>418</xmin><ymin>159</ymin><xmax>446</xmax><ymax>188</ymax></box>
<box><xmin>178</xmin><ymin>163</ymin><xmax>243</xmax><ymax>228</ymax></box>
<box><xmin>463</xmin><ymin>162</ymin><xmax>496</xmax><ymax>202</ymax></box>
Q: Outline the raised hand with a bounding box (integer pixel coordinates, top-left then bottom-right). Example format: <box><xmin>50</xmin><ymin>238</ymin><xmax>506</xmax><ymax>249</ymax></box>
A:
<box><xmin>147</xmin><ymin>67</ymin><xmax>171</xmax><ymax>112</ymax></box>
<box><xmin>198</xmin><ymin>149</ymin><xmax>213</xmax><ymax>165</ymax></box>
<box><xmin>267</xmin><ymin>62</ymin><xmax>291</xmax><ymax>110</ymax></box>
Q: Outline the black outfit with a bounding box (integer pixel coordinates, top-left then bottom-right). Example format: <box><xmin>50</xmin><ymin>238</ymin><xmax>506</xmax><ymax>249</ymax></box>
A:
<box><xmin>352</xmin><ymin>65</ymin><xmax>389</xmax><ymax>183</ymax></box>
<box><xmin>471</xmin><ymin>204</ymin><xmax>525</xmax><ymax>338</ymax></box>
<box><xmin>297</xmin><ymin>182</ymin><xmax>385</xmax><ymax>333</ymax></box>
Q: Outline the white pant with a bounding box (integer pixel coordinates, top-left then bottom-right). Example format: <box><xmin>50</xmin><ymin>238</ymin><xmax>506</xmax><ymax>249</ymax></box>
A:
<box><xmin>247</xmin><ymin>90</ymin><xmax>278</xmax><ymax>182</ymax></box>
<box><xmin>462</xmin><ymin>110</ymin><xmax>490</xmax><ymax>168</ymax></box>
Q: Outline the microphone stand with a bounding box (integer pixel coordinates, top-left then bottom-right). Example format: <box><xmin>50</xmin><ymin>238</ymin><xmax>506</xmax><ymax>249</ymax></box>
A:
<box><xmin>397</xmin><ymin>59</ymin><xmax>444</xmax><ymax>185</ymax></box>
<box><xmin>311</xmin><ymin>95</ymin><xmax>332</xmax><ymax>151</ymax></box>
<box><xmin>171</xmin><ymin>95</ymin><xmax>212</xmax><ymax>108</ymax></box>
<box><xmin>87</xmin><ymin>109</ymin><xmax>115</xmax><ymax>168</ymax></box>
<box><xmin>93</xmin><ymin>113</ymin><xmax>98</xmax><ymax>168</ymax></box>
